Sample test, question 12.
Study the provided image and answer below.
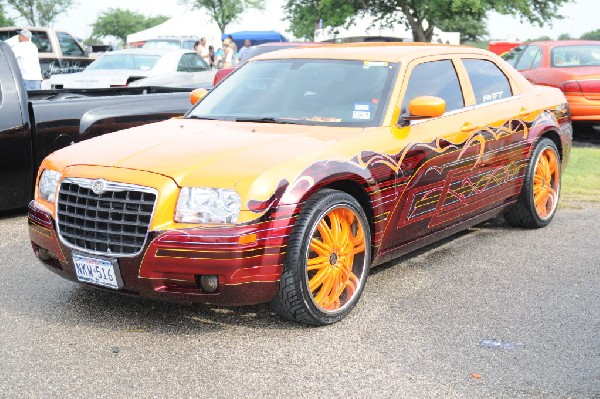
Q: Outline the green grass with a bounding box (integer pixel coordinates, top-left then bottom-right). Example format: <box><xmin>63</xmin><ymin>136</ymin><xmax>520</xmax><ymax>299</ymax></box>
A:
<box><xmin>562</xmin><ymin>147</ymin><xmax>600</xmax><ymax>203</ymax></box>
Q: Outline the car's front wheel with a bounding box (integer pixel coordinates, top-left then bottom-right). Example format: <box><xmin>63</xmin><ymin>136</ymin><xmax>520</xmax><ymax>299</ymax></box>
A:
<box><xmin>271</xmin><ymin>189</ymin><xmax>371</xmax><ymax>325</ymax></box>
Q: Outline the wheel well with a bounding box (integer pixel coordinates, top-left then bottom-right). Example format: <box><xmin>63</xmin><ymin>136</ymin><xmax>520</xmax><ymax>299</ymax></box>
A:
<box><xmin>325</xmin><ymin>180</ymin><xmax>375</xmax><ymax>240</ymax></box>
<box><xmin>541</xmin><ymin>130</ymin><xmax>563</xmax><ymax>160</ymax></box>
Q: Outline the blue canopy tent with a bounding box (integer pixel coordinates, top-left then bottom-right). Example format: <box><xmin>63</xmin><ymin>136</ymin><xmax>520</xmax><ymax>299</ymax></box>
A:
<box><xmin>221</xmin><ymin>31</ymin><xmax>287</xmax><ymax>49</ymax></box>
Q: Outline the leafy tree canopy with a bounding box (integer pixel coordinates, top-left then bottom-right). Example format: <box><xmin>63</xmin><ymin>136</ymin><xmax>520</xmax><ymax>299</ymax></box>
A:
<box><xmin>580</xmin><ymin>29</ymin><xmax>600</xmax><ymax>41</ymax></box>
<box><xmin>181</xmin><ymin>0</ymin><xmax>265</xmax><ymax>35</ymax></box>
<box><xmin>557</xmin><ymin>33</ymin><xmax>571</xmax><ymax>40</ymax></box>
<box><xmin>286</xmin><ymin>0</ymin><xmax>573</xmax><ymax>43</ymax></box>
<box><xmin>91</xmin><ymin>8</ymin><xmax>169</xmax><ymax>45</ymax></box>
<box><xmin>6</xmin><ymin>0</ymin><xmax>74</xmax><ymax>26</ymax></box>
<box><xmin>0</xmin><ymin>4</ymin><xmax>15</xmax><ymax>27</ymax></box>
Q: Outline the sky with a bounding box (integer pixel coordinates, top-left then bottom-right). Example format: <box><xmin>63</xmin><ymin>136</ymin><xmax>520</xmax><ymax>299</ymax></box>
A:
<box><xmin>4</xmin><ymin>0</ymin><xmax>598</xmax><ymax>42</ymax></box>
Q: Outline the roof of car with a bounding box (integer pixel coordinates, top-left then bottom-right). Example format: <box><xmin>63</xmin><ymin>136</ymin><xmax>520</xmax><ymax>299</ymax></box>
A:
<box><xmin>101</xmin><ymin>48</ymin><xmax>195</xmax><ymax>56</ymax></box>
<box><xmin>525</xmin><ymin>40</ymin><xmax>600</xmax><ymax>47</ymax></box>
<box><xmin>252</xmin><ymin>42</ymin><xmax>494</xmax><ymax>63</ymax></box>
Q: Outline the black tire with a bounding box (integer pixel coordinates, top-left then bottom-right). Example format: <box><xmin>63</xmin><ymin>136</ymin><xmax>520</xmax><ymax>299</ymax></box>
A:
<box><xmin>505</xmin><ymin>137</ymin><xmax>561</xmax><ymax>228</ymax></box>
<box><xmin>271</xmin><ymin>189</ymin><xmax>371</xmax><ymax>325</ymax></box>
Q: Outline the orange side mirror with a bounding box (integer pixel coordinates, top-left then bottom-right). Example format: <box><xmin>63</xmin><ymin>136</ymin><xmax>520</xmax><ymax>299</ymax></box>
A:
<box><xmin>190</xmin><ymin>88</ymin><xmax>209</xmax><ymax>105</ymax></box>
<box><xmin>408</xmin><ymin>96</ymin><xmax>446</xmax><ymax>118</ymax></box>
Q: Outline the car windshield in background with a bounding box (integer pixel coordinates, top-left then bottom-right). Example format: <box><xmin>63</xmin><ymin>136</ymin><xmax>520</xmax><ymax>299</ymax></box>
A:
<box><xmin>188</xmin><ymin>59</ymin><xmax>397</xmax><ymax>126</ymax></box>
<box><xmin>551</xmin><ymin>45</ymin><xmax>600</xmax><ymax>67</ymax></box>
<box><xmin>86</xmin><ymin>54</ymin><xmax>161</xmax><ymax>71</ymax></box>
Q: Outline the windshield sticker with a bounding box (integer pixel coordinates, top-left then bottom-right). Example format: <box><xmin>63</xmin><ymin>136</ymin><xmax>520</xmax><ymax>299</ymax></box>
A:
<box><xmin>353</xmin><ymin>103</ymin><xmax>371</xmax><ymax>120</ymax></box>
<box><xmin>363</xmin><ymin>61</ymin><xmax>389</xmax><ymax>69</ymax></box>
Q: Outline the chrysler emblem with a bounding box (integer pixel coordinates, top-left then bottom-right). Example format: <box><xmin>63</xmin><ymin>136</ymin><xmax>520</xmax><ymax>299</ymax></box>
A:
<box><xmin>91</xmin><ymin>179</ymin><xmax>106</xmax><ymax>195</ymax></box>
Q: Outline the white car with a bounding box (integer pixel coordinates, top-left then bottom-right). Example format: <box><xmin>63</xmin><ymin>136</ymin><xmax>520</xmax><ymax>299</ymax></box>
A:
<box><xmin>42</xmin><ymin>48</ymin><xmax>212</xmax><ymax>89</ymax></box>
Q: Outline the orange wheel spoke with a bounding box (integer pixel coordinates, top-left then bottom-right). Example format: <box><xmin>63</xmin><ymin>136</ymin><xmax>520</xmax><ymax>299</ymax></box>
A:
<box><xmin>310</xmin><ymin>238</ymin><xmax>331</xmax><ymax>257</ymax></box>
<box><xmin>307</xmin><ymin>256</ymin><xmax>330</xmax><ymax>271</ymax></box>
<box><xmin>317</xmin><ymin>219</ymin><xmax>334</xmax><ymax>246</ymax></box>
<box><xmin>309</xmin><ymin>267</ymin><xmax>331</xmax><ymax>292</ymax></box>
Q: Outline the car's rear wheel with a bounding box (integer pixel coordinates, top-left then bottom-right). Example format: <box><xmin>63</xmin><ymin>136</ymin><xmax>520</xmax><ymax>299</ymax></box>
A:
<box><xmin>271</xmin><ymin>189</ymin><xmax>371</xmax><ymax>325</ymax></box>
<box><xmin>505</xmin><ymin>137</ymin><xmax>561</xmax><ymax>228</ymax></box>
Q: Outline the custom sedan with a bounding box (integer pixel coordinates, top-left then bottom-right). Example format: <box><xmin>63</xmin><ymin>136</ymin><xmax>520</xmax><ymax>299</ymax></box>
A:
<box><xmin>29</xmin><ymin>44</ymin><xmax>571</xmax><ymax>325</ymax></box>
<box><xmin>42</xmin><ymin>48</ymin><xmax>212</xmax><ymax>89</ymax></box>
<box><xmin>503</xmin><ymin>40</ymin><xmax>600</xmax><ymax>133</ymax></box>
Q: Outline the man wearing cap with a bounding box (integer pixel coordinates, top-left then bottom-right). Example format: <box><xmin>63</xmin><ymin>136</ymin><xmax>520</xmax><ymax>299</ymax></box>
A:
<box><xmin>10</xmin><ymin>29</ymin><xmax>43</xmax><ymax>90</ymax></box>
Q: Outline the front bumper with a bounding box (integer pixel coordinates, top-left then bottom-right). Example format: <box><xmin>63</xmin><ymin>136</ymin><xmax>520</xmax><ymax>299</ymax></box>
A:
<box><xmin>28</xmin><ymin>201</ymin><xmax>290</xmax><ymax>306</ymax></box>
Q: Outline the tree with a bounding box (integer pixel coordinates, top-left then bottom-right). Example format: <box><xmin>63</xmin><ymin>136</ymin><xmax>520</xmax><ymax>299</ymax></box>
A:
<box><xmin>181</xmin><ymin>0</ymin><xmax>265</xmax><ymax>36</ymax></box>
<box><xmin>557</xmin><ymin>33</ymin><xmax>571</xmax><ymax>40</ymax></box>
<box><xmin>436</xmin><ymin>15</ymin><xmax>488</xmax><ymax>44</ymax></box>
<box><xmin>91</xmin><ymin>8</ymin><xmax>169</xmax><ymax>45</ymax></box>
<box><xmin>285</xmin><ymin>0</ymin><xmax>573</xmax><ymax>43</ymax></box>
<box><xmin>5</xmin><ymin>0</ymin><xmax>74</xmax><ymax>26</ymax></box>
<box><xmin>580</xmin><ymin>29</ymin><xmax>600</xmax><ymax>41</ymax></box>
<box><xmin>284</xmin><ymin>0</ymin><xmax>358</xmax><ymax>41</ymax></box>
<box><xmin>0</xmin><ymin>4</ymin><xmax>15</xmax><ymax>27</ymax></box>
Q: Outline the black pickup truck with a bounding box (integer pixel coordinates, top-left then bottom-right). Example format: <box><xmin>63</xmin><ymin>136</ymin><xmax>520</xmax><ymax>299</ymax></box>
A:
<box><xmin>0</xmin><ymin>41</ymin><xmax>192</xmax><ymax>211</ymax></box>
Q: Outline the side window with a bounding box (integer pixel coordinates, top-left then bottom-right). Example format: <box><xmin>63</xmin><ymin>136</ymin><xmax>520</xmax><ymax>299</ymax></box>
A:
<box><xmin>515</xmin><ymin>45</ymin><xmax>541</xmax><ymax>70</ymax></box>
<box><xmin>502</xmin><ymin>45</ymin><xmax>526</xmax><ymax>67</ymax></box>
<box><xmin>463</xmin><ymin>59</ymin><xmax>513</xmax><ymax>105</ymax></box>
<box><xmin>177</xmin><ymin>53</ymin><xmax>208</xmax><ymax>72</ymax></box>
<box><xmin>402</xmin><ymin>59</ymin><xmax>464</xmax><ymax>114</ymax></box>
<box><xmin>183</xmin><ymin>40</ymin><xmax>196</xmax><ymax>50</ymax></box>
<box><xmin>56</xmin><ymin>32</ymin><xmax>84</xmax><ymax>56</ymax></box>
<box><xmin>31</xmin><ymin>31</ymin><xmax>52</xmax><ymax>53</ymax></box>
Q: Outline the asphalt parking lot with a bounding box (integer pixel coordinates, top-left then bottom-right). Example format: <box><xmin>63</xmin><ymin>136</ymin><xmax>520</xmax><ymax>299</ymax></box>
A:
<box><xmin>0</xmin><ymin>201</ymin><xmax>598</xmax><ymax>398</ymax></box>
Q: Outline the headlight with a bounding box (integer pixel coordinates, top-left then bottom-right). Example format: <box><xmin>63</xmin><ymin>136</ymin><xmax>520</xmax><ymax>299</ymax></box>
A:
<box><xmin>38</xmin><ymin>169</ymin><xmax>61</xmax><ymax>202</ymax></box>
<box><xmin>175</xmin><ymin>187</ymin><xmax>241</xmax><ymax>224</ymax></box>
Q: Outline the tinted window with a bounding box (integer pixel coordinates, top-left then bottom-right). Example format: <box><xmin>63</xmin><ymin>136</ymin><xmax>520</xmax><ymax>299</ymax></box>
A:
<box><xmin>177</xmin><ymin>53</ymin><xmax>208</xmax><ymax>72</ymax></box>
<box><xmin>502</xmin><ymin>45</ymin><xmax>526</xmax><ymax>67</ymax></box>
<box><xmin>57</xmin><ymin>32</ymin><xmax>84</xmax><ymax>56</ymax></box>
<box><xmin>182</xmin><ymin>40</ymin><xmax>196</xmax><ymax>50</ymax></box>
<box><xmin>0</xmin><ymin>30</ymin><xmax>52</xmax><ymax>52</ymax></box>
<box><xmin>402</xmin><ymin>60</ymin><xmax>464</xmax><ymax>114</ymax></box>
<box><xmin>551</xmin><ymin>45</ymin><xmax>600</xmax><ymax>67</ymax></box>
<box><xmin>463</xmin><ymin>59</ymin><xmax>512</xmax><ymax>105</ymax></box>
<box><xmin>515</xmin><ymin>45</ymin><xmax>541</xmax><ymax>70</ymax></box>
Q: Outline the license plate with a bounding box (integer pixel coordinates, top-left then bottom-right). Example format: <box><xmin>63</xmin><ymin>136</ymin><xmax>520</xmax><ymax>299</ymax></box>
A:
<box><xmin>73</xmin><ymin>254</ymin><xmax>122</xmax><ymax>289</ymax></box>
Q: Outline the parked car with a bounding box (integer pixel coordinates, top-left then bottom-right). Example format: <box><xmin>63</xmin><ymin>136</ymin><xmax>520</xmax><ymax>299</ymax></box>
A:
<box><xmin>213</xmin><ymin>42</ymin><xmax>323</xmax><ymax>86</ymax></box>
<box><xmin>503</xmin><ymin>40</ymin><xmax>600</xmax><ymax>134</ymax></box>
<box><xmin>28</xmin><ymin>43</ymin><xmax>571</xmax><ymax>325</ymax></box>
<box><xmin>42</xmin><ymin>48</ymin><xmax>209</xmax><ymax>89</ymax></box>
<box><xmin>143</xmin><ymin>37</ymin><xmax>198</xmax><ymax>50</ymax></box>
<box><xmin>0</xmin><ymin>41</ymin><xmax>192</xmax><ymax>211</ymax></box>
<box><xmin>0</xmin><ymin>26</ymin><xmax>95</xmax><ymax>77</ymax></box>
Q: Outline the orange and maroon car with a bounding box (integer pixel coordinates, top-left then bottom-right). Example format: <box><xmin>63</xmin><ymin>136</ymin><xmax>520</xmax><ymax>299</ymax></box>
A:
<box><xmin>503</xmin><ymin>40</ymin><xmax>600</xmax><ymax>133</ymax></box>
<box><xmin>29</xmin><ymin>43</ymin><xmax>571</xmax><ymax>325</ymax></box>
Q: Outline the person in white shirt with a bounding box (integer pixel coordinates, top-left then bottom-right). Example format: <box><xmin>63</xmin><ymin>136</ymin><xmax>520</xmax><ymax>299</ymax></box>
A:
<box><xmin>10</xmin><ymin>29</ymin><xmax>43</xmax><ymax>90</ymax></box>
<box><xmin>238</xmin><ymin>39</ymin><xmax>252</xmax><ymax>64</ymax></box>
<box><xmin>196</xmin><ymin>37</ymin><xmax>210</xmax><ymax>68</ymax></box>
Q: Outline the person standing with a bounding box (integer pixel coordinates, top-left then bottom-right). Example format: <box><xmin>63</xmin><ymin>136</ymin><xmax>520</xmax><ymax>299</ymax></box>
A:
<box><xmin>227</xmin><ymin>35</ymin><xmax>238</xmax><ymax>65</ymax></box>
<box><xmin>222</xmin><ymin>38</ymin><xmax>234</xmax><ymax>68</ymax></box>
<box><xmin>10</xmin><ymin>29</ymin><xmax>43</xmax><ymax>90</ymax></box>
<box><xmin>196</xmin><ymin>37</ymin><xmax>210</xmax><ymax>67</ymax></box>
<box><xmin>238</xmin><ymin>39</ymin><xmax>252</xmax><ymax>64</ymax></box>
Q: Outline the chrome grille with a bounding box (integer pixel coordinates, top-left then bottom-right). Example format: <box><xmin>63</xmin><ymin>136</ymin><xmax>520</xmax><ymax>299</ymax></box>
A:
<box><xmin>56</xmin><ymin>178</ymin><xmax>157</xmax><ymax>256</ymax></box>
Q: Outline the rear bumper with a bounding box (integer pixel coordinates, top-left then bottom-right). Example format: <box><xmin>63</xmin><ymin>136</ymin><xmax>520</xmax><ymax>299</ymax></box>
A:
<box><xmin>28</xmin><ymin>201</ymin><xmax>290</xmax><ymax>306</ymax></box>
<box><xmin>565</xmin><ymin>93</ymin><xmax>600</xmax><ymax>121</ymax></box>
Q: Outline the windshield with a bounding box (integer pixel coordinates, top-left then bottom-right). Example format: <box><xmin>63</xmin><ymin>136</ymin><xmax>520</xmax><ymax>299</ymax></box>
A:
<box><xmin>551</xmin><ymin>45</ymin><xmax>600</xmax><ymax>67</ymax></box>
<box><xmin>187</xmin><ymin>59</ymin><xmax>397</xmax><ymax>126</ymax></box>
<box><xmin>144</xmin><ymin>40</ymin><xmax>183</xmax><ymax>50</ymax></box>
<box><xmin>86</xmin><ymin>54</ymin><xmax>161</xmax><ymax>71</ymax></box>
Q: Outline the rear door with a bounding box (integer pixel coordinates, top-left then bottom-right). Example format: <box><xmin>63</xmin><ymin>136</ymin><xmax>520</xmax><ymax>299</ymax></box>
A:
<box><xmin>0</xmin><ymin>44</ymin><xmax>33</xmax><ymax>210</ymax></box>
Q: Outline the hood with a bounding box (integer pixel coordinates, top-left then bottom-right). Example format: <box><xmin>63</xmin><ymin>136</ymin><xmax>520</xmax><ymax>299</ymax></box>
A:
<box><xmin>51</xmin><ymin>118</ymin><xmax>360</xmax><ymax>189</ymax></box>
<box><xmin>44</xmin><ymin>69</ymin><xmax>151</xmax><ymax>89</ymax></box>
<box><xmin>129</xmin><ymin>70</ymin><xmax>216</xmax><ymax>89</ymax></box>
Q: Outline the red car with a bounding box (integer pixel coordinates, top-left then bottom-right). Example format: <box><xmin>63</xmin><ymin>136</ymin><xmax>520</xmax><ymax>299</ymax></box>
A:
<box><xmin>213</xmin><ymin>42</ymin><xmax>323</xmax><ymax>86</ymax></box>
<box><xmin>503</xmin><ymin>40</ymin><xmax>600</xmax><ymax>135</ymax></box>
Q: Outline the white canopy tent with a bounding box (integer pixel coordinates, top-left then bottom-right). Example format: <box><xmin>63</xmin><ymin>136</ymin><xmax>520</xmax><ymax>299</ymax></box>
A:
<box><xmin>127</xmin><ymin>8</ymin><xmax>291</xmax><ymax>47</ymax></box>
